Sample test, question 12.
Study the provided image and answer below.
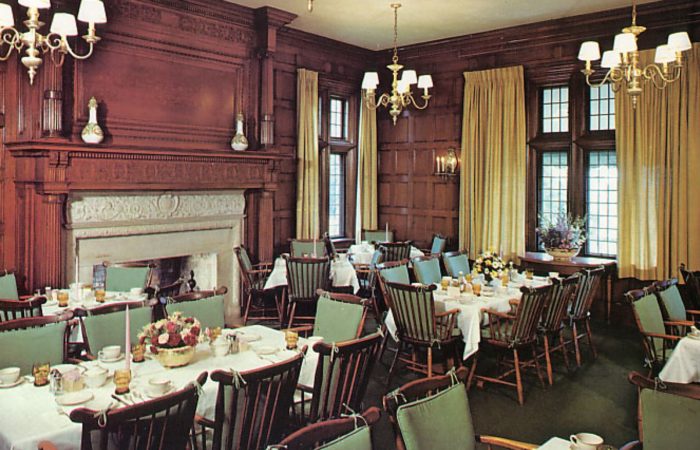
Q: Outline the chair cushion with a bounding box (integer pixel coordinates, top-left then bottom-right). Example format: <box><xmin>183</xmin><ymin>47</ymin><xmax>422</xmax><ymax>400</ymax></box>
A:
<box><xmin>0</xmin><ymin>321</ymin><xmax>66</xmax><ymax>374</ymax></box>
<box><xmin>316</xmin><ymin>425</ymin><xmax>372</xmax><ymax>450</ymax></box>
<box><xmin>380</xmin><ymin>266</ymin><xmax>410</xmax><ymax>285</ymax></box>
<box><xmin>105</xmin><ymin>267</ymin><xmax>150</xmax><ymax>292</ymax></box>
<box><xmin>396</xmin><ymin>382</ymin><xmax>475</xmax><ymax>450</ymax></box>
<box><xmin>169</xmin><ymin>295</ymin><xmax>225</xmax><ymax>330</ymax></box>
<box><xmin>83</xmin><ymin>306</ymin><xmax>152</xmax><ymax>354</ymax></box>
<box><xmin>430</xmin><ymin>236</ymin><xmax>447</xmax><ymax>255</ymax></box>
<box><xmin>443</xmin><ymin>254</ymin><xmax>470</xmax><ymax>279</ymax></box>
<box><xmin>641</xmin><ymin>388</ymin><xmax>700</xmax><ymax>449</ymax></box>
<box><xmin>659</xmin><ymin>285</ymin><xmax>687</xmax><ymax>322</ymax></box>
<box><xmin>313</xmin><ymin>296</ymin><xmax>363</xmax><ymax>343</ymax></box>
<box><xmin>414</xmin><ymin>259</ymin><xmax>442</xmax><ymax>285</ymax></box>
<box><xmin>633</xmin><ymin>293</ymin><xmax>666</xmax><ymax>355</ymax></box>
<box><xmin>0</xmin><ymin>273</ymin><xmax>19</xmax><ymax>300</ymax></box>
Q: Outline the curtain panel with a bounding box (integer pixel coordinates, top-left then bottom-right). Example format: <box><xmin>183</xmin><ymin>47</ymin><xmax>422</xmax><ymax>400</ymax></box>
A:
<box><xmin>356</xmin><ymin>97</ymin><xmax>378</xmax><ymax>242</ymax></box>
<box><xmin>296</xmin><ymin>68</ymin><xmax>320</xmax><ymax>239</ymax></box>
<box><xmin>616</xmin><ymin>44</ymin><xmax>700</xmax><ymax>280</ymax></box>
<box><xmin>459</xmin><ymin>66</ymin><xmax>526</xmax><ymax>262</ymax></box>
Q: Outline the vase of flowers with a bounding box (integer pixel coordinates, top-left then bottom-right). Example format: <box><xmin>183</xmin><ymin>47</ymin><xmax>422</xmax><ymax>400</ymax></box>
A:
<box><xmin>537</xmin><ymin>212</ymin><xmax>586</xmax><ymax>261</ymax></box>
<box><xmin>473</xmin><ymin>250</ymin><xmax>505</xmax><ymax>283</ymax></box>
<box><xmin>139</xmin><ymin>312</ymin><xmax>202</xmax><ymax>368</ymax></box>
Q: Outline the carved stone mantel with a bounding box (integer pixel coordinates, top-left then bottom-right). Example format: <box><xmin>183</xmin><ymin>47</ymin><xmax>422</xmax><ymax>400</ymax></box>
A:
<box><xmin>7</xmin><ymin>141</ymin><xmax>291</xmax><ymax>290</ymax></box>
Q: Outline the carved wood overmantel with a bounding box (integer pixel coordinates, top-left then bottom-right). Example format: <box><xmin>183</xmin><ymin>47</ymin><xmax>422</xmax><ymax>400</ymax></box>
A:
<box><xmin>8</xmin><ymin>141</ymin><xmax>291</xmax><ymax>289</ymax></box>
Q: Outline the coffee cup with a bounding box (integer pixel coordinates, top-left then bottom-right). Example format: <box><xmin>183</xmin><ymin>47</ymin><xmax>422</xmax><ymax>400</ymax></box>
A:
<box><xmin>83</xmin><ymin>367</ymin><xmax>108</xmax><ymax>388</ymax></box>
<box><xmin>0</xmin><ymin>367</ymin><xmax>20</xmax><ymax>384</ymax></box>
<box><xmin>212</xmin><ymin>340</ymin><xmax>230</xmax><ymax>357</ymax></box>
<box><xmin>99</xmin><ymin>345</ymin><xmax>121</xmax><ymax>360</ymax></box>
<box><xmin>147</xmin><ymin>377</ymin><xmax>172</xmax><ymax>396</ymax></box>
<box><xmin>570</xmin><ymin>433</ymin><xmax>604</xmax><ymax>450</ymax></box>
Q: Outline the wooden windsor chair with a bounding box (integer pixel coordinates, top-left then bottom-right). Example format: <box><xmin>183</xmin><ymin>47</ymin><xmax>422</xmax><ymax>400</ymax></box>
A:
<box><xmin>234</xmin><ymin>245</ymin><xmax>279</xmax><ymax>325</ymax></box>
<box><xmin>538</xmin><ymin>276</ymin><xmax>578</xmax><ymax>385</ymax></box>
<box><xmin>283</xmin><ymin>255</ymin><xmax>331</xmax><ymax>328</ymax></box>
<box><xmin>567</xmin><ymin>266</ymin><xmax>605</xmax><ymax>366</ymax></box>
<box><xmin>379</xmin><ymin>242</ymin><xmax>412</xmax><ymax>263</ymax></box>
<box><xmin>0</xmin><ymin>296</ymin><xmax>47</xmax><ymax>322</ymax></box>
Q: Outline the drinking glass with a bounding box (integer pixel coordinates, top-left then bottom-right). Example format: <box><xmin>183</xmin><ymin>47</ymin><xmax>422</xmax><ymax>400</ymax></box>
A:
<box><xmin>114</xmin><ymin>368</ymin><xmax>132</xmax><ymax>395</ymax></box>
<box><xmin>285</xmin><ymin>330</ymin><xmax>299</xmax><ymax>350</ymax></box>
<box><xmin>32</xmin><ymin>362</ymin><xmax>50</xmax><ymax>386</ymax></box>
<box><xmin>472</xmin><ymin>283</ymin><xmax>482</xmax><ymax>296</ymax></box>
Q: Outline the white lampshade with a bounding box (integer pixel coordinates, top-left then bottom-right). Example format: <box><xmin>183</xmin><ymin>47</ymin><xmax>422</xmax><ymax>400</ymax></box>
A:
<box><xmin>400</xmin><ymin>69</ymin><xmax>417</xmax><ymax>85</ymax></box>
<box><xmin>0</xmin><ymin>4</ymin><xmax>14</xmax><ymax>28</ymax></box>
<box><xmin>654</xmin><ymin>44</ymin><xmax>675</xmax><ymax>64</ymax></box>
<box><xmin>78</xmin><ymin>0</ymin><xmax>107</xmax><ymax>24</ymax></box>
<box><xmin>397</xmin><ymin>79</ymin><xmax>410</xmax><ymax>94</ymax></box>
<box><xmin>417</xmin><ymin>74</ymin><xmax>433</xmax><ymax>89</ymax></box>
<box><xmin>361</xmin><ymin>72</ymin><xmax>379</xmax><ymax>90</ymax></box>
<box><xmin>19</xmin><ymin>0</ymin><xmax>51</xmax><ymax>9</ymax></box>
<box><xmin>667</xmin><ymin>32</ymin><xmax>692</xmax><ymax>52</ymax></box>
<box><xmin>50</xmin><ymin>13</ymin><xmax>78</xmax><ymax>36</ymax></box>
<box><xmin>601</xmin><ymin>50</ymin><xmax>621</xmax><ymax>69</ymax></box>
<box><xmin>578</xmin><ymin>41</ymin><xmax>601</xmax><ymax>61</ymax></box>
<box><xmin>613</xmin><ymin>33</ymin><xmax>637</xmax><ymax>53</ymax></box>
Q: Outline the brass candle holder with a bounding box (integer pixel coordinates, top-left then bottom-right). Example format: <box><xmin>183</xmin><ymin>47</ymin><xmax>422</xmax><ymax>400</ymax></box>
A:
<box><xmin>113</xmin><ymin>368</ymin><xmax>132</xmax><ymax>395</ymax></box>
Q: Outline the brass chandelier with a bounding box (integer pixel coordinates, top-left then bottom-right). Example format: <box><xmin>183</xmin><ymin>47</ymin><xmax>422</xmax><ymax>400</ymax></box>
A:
<box><xmin>0</xmin><ymin>0</ymin><xmax>107</xmax><ymax>85</ymax></box>
<box><xmin>361</xmin><ymin>3</ymin><xmax>433</xmax><ymax>125</ymax></box>
<box><xmin>577</xmin><ymin>0</ymin><xmax>692</xmax><ymax>108</ymax></box>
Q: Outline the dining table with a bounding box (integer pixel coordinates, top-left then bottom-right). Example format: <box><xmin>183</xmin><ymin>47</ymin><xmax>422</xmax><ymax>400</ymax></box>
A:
<box><xmin>0</xmin><ymin>325</ymin><xmax>318</xmax><ymax>450</ymax></box>
<box><xmin>658</xmin><ymin>334</ymin><xmax>700</xmax><ymax>384</ymax></box>
<box><xmin>264</xmin><ymin>254</ymin><xmax>360</xmax><ymax>294</ymax></box>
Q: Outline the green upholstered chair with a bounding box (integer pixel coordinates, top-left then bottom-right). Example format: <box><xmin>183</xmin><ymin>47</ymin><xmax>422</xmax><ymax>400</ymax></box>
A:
<box><xmin>362</xmin><ymin>229</ymin><xmax>393</xmax><ymax>244</ymax></box>
<box><xmin>290</xmin><ymin>239</ymin><xmax>327</xmax><ymax>258</ymax></box>
<box><xmin>380</xmin><ymin>242</ymin><xmax>412</xmax><ymax>263</ymax></box>
<box><xmin>291</xmin><ymin>291</ymin><xmax>368</xmax><ymax>344</ymax></box>
<box><xmin>80</xmin><ymin>301</ymin><xmax>154</xmax><ymax>358</ymax></box>
<box><xmin>383</xmin><ymin>282</ymin><xmax>461</xmax><ymax>382</ymax></box>
<box><xmin>234</xmin><ymin>246</ymin><xmax>278</xmax><ymax>325</ymax></box>
<box><xmin>621</xmin><ymin>371</ymin><xmax>700</xmax><ymax>450</ymax></box>
<box><xmin>412</xmin><ymin>256</ymin><xmax>442</xmax><ymax>285</ymax></box>
<box><xmin>0</xmin><ymin>271</ymin><xmax>19</xmax><ymax>300</ymax></box>
<box><xmin>538</xmin><ymin>276</ymin><xmax>578</xmax><ymax>385</ymax></box>
<box><xmin>0</xmin><ymin>314</ymin><xmax>71</xmax><ymax>374</ymax></box>
<box><xmin>654</xmin><ymin>278</ymin><xmax>700</xmax><ymax>326</ymax></box>
<box><xmin>0</xmin><ymin>296</ymin><xmax>46</xmax><ymax>323</ymax></box>
<box><xmin>420</xmin><ymin>234</ymin><xmax>447</xmax><ymax>256</ymax></box>
<box><xmin>105</xmin><ymin>266</ymin><xmax>150</xmax><ymax>292</ymax></box>
<box><xmin>377</xmin><ymin>261</ymin><xmax>410</xmax><ymax>285</ymax></box>
<box><xmin>273</xmin><ymin>407</ymin><xmax>380</xmax><ymax>450</ymax></box>
<box><xmin>625</xmin><ymin>287</ymin><xmax>681</xmax><ymax>374</ymax></box>
<box><xmin>442</xmin><ymin>250</ymin><xmax>470</xmax><ymax>278</ymax></box>
<box><xmin>679</xmin><ymin>263</ymin><xmax>700</xmax><ymax>309</ymax></box>
<box><xmin>383</xmin><ymin>367</ymin><xmax>537</xmax><ymax>450</ymax></box>
<box><xmin>354</xmin><ymin>248</ymin><xmax>384</xmax><ymax>321</ymax></box>
<box><xmin>196</xmin><ymin>352</ymin><xmax>304</xmax><ymax>450</ymax></box>
<box><xmin>284</xmin><ymin>256</ymin><xmax>331</xmax><ymax>327</ymax></box>
<box><xmin>322</xmin><ymin>232</ymin><xmax>339</xmax><ymax>260</ymax></box>
<box><xmin>167</xmin><ymin>290</ymin><xmax>227</xmax><ymax>330</ymax></box>
<box><xmin>475</xmin><ymin>284</ymin><xmax>550</xmax><ymax>405</ymax></box>
<box><xmin>567</xmin><ymin>266</ymin><xmax>605</xmax><ymax>366</ymax></box>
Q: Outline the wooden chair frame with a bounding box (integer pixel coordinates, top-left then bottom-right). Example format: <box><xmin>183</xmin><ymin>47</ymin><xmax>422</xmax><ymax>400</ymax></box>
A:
<box><xmin>379</xmin><ymin>241</ymin><xmax>412</xmax><ymax>263</ymax></box>
<box><xmin>442</xmin><ymin>250</ymin><xmax>470</xmax><ymax>278</ymax></box>
<box><xmin>652</xmin><ymin>278</ymin><xmax>700</xmax><ymax>327</ymax></box>
<box><xmin>538</xmin><ymin>276</ymin><xmax>578</xmax><ymax>385</ymax></box>
<box><xmin>322</xmin><ymin>232</ymin><xmax>339</xmax><ymax>259</ymax></box>
<box><xmin>0</xmin><ymin>296</ymin><xmax>47</xmax><ymax>322</ymax></box>
<box><xmin>283</xmin><ymin>255</ymin><xmax>331</xmax><ymax>328</ymax></box>
<box><xmin>289</xmin><ymin>239</ymin><xmax>328</xmax><ymax>258</ymax></box>
<box><xmin>679</xmin><ymin>263</ymin><xmax>700</xmax><ymax>309</ymax></box>
<box><xmin>383</xmin><ymin>367</ymin><xmax>537</xmax><ymax>450</ymax></box>
<box><xmin>567</xmin><ymin>267</ymin><xmax>605</xmax><ymax>367</ymax></box>
<box><xmin>353</xmin><ymin>247</ymin><xmax>384</xmax><ymax>321</ymax></box>
<box><xmin>234</xmin><ymin>245</ymin><xmax>279</xmax><ymax>325</ymax></box>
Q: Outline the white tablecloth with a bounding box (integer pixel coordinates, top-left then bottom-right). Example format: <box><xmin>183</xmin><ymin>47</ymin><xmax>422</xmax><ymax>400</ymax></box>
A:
<box><xmin>347</xmin><ymin>244</ymin><xmax>424</xmax><ymax>265</ymax></box>
<box><xmin>43</xmin><ymin>291</ymin><xmax>147</xmax><ymax>317</ymax></box>
<box><xmin>263</xmin><ymin>256</ymin><xmax>360</xmax><ymax>294</ymax></box>
<box><xmin>659</xmin><ymin>335</ymin><xmax>700</xmax><ymax>383</ymax></box>
<box><xmin>0</xmin><ymin>325</ymin><xmax>317</xmax><ymax>450</ymax></box>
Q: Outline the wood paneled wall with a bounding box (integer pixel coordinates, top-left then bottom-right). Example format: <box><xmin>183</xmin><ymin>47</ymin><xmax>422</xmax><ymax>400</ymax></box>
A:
<box><xmin>375</xmin><ymin>0</ymin><xmax>700</xmax><ymax>250</ymax></box>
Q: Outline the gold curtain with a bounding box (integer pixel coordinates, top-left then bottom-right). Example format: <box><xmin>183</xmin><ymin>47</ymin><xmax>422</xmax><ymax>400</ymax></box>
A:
<box><xmin>459</xmin><ymin>66</ymin><xmax>526</xmax><ymax>262</ymax></box>
<box><xmin>296</xmin><ymin>68</ymin><xmax>320</xmax><ymax>239</ymax></box>
<box><xmin>617</xmin><ymin>44</ymin><xmax>700</xmax><ymax>280</ymax></box>
<box><xmin>357</xmin><ymin>96</ymin><xmax>378</xmax><ymax>241</ymax></box>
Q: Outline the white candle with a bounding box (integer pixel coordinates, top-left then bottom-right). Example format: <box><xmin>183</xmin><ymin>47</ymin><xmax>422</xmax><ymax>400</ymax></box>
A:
<box><xmin>313</xmin><ymin>236</ymin><xmax>317</xmax><ymax>258</ymax></box>
<box><xmin>125</xmin><ymin>305</ymin><xmax>131</xmax><ymax>371</ymax></box>
<box><xmin>74</xmin><ymin>256</ymin><xmax>80</xmax><ymax>302</ymax></box>
<box><xmin>385</xmin><ymin>222</ymin><xmax>389</xmax><ymax>242</ymax></box>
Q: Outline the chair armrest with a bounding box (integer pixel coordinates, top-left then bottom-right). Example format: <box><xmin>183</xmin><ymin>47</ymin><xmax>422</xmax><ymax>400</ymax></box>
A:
<box><xmin>618</xmin><ymin>440</ymin><xmax>641</xmax><ymax>450</ymax></box>
<box><xmin>287</xmin><ymin>325</ymin><xmax>313</xmax><ymax>337</ymax></box>
<box><xmin>481</xmin><ymin>308</ymin><xmax>515</xmax><ymax>320</ymax></box>
<box><xmin>297</xmin><ymin>383</ymin><xmax>314</xmax><ymax>394</ymax></box>
<box><xmin>37</xmin><ymin>441</ymin><xmax>58</xmax><ymax>450</ymax></box>
<box><xmin>195</xmin><ymin>414</ymin><xmax>216</xmax><ymax>428</ymax></box>
<box><xmin>665</xmin><ymin>320</ymin><xmax>694</xmax><ymax>327</ymax></box>
<box><xmin>686</xmin><ymin>309</ymin><xmax>700</xmax><ymax>317</ymax></box>
<box><xmin>435</xmin><ymin>308</ymin><xmax>460</xmax><ymax>318</ymax></box>
<box><xmin>248</xmin><ymin>268</ymin><xmax>272</xmax><ymax>276</ymax></box>
<box><xmin>252</xmin><ymin>262</ymin><xmax>273</xmax><ymax>271</ymax></box>
<box><xmin>477</xmin><ymin>435</ymin><xmax>537</xmax><ymax>450</ymax></box>
<box><xmin>642</xmin><ymin>331</ymin><xmax>681</xmax><ymax>341</ymax></box>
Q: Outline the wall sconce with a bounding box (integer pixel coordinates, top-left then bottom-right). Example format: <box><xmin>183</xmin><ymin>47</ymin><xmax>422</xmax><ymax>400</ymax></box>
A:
<box><xmin>435</xmin><ymin>148</ymin><xmax>459</xmax><ymax>178</ymax></box>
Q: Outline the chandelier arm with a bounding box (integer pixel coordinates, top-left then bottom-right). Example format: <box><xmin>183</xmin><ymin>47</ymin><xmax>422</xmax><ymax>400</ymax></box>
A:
<box><xmin>407</xmin><ymin>93</ymin><xmax>430</xmax><ymax>110</ymax></box>
<box><xmin>0</xmin><ymin>30</ymin><xmax>21</xmax><ymax>61</ymax></box>
<box><xmin>584</xmin><ymin>69</ymin><xmax>617</xmax><ymax>89</ymax></box>
<box><xmin>50</xmin><ymin>47</ymin><xmax>66</xmax><ymax>67</ymax></box>
<box><xmin>62</xmin><ymin>38</ymin><xmax>95</xmax><ymax>60</ymax></box>
<box><xmin>377</xmin><ymin>92</ymin><xmax>392</xmax><ymax>108</ymax></box>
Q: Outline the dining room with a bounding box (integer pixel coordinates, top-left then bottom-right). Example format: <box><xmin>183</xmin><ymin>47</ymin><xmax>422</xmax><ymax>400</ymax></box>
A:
<box><xmin>0</xmin><ymin>0</ymin><xmax>699</xmax><ymax>449</ymax></box>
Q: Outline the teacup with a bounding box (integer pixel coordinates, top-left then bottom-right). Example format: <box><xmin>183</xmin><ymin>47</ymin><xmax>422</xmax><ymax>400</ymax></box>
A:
<box><xmin>130</xmin><ymin>287</ymin><xmax>144</xmax><ymax>296</ymax></box>
<box><xmin>83</xmin><ymin>367</ymin><xmax>108</xmax><ymax>388</ymax></box>
<box><xmin>570</xmin><ymin>433</ymin><xmax>604</xmax><ymax>450</ymax></box>
<box><xmin>99</xmin><ymin>345</ymin><xmax>121</xmax><ymax>360</ymax></box>
<box><xmin>212</xmin><ymin>340</ymin><xmax>230</xmax><ymax>357</ymax></box>
<box><xmin>0</xmin><ymin>367</ymin><xmax>20</xmax><ymax>384</ymax></box>
<box><xmin>147</xmin><ymin>377</ymin><xmax>172</xmax><ymax>396</ymax></box>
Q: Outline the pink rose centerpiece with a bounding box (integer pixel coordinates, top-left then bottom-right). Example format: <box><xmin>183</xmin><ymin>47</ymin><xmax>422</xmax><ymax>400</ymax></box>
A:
<box><xmin>139</xmin><ymin>312</ymin><xmax>202</xmax><ymax>367</ymax></box>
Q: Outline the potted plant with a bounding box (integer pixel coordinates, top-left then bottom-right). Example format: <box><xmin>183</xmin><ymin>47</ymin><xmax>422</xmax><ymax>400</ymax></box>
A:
<box><xmin>139</xmin><ymin>312</ymin><xmax>202</xmax><ymax>368</ymax></box>
<box><xmin>537</xmin><ymin>212</ymin><xmax>587</xmax><ymax>261</ymax></box>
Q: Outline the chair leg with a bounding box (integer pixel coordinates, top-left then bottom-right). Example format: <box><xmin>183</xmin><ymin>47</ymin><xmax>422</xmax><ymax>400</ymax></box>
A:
<box><xmin>387</xmin><ymin>340</ymin><xmax>403</xmax><ymax>386</ymax></box>
<box><xmin>543</xmin><ymin>335</ymin><xmax>553</xmax><ymax>386</ymax></box>
<box><xmin>242</xmin><ymin>292</ymin><xmax>252</xmax><ymax>325</ymax></box>
<box><xmin>288</xmin><ymin>302</ymin><xmax>297</xmax><ymax>329</ymax></box>
<box><xmin>572</xmin><ymin>322</ymin><xmax>582</xmax><ymax>367</ymax></box>
<box><xmin>531</xmin><ymin>343</ymin><xmax>545</xmax><ymax>388</ymax></box>
<box><xmin>585</xmin><ymin>318</ymin><xmax>597</xmax><ymax>359</ymax></box>
<box><xmin>467</xmin><ymin>354</ymin><xmax>477</xmax><ymax>390</ymax></box>
<box><xmin>427</xmin><ymin>346</ymin><xmax>433</xmax><ymax>378</ymax></box>
<box><xmin>513</xmin><ymin>349</ymin><xmax>524</xmax><ymax>405</ymax></box>
<box><xmin>559</xmin><ymin>331</ymin><xmax>571</xmax><ymax>371</ymax></box>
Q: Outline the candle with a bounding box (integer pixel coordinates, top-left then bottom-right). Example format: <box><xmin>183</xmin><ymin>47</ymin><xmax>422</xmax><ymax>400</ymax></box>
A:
<box><xmin>74</xmin><ymin>256</ymin><xmax>80</xmax><ymax>302</ymax></box>
<box><xmin>313</xmin><ymin>236</ymin><xmax>317</xmax><ymax>258</ymax></box>
<box><xmin>436</xmin><ymin>155</ymin><xmax>440</xmax><ymax>174</ymax></box>
<box><xmin>385</xmin><ymin>222</ymin><xmax>389</xmax><ymax>242</ymax></box>
<box><xmin>125</xmin><ymin>305</ymin><xmax>131</xmax><ymax>371</ymax></box>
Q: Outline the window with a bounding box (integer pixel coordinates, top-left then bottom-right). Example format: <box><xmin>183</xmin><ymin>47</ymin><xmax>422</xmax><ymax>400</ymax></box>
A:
<box><xmin>586</xmin><ymin>151</ymin><xmax>618</xmax><ymax>257</ymax></box>
<box><xmin>538</xmin><ymin>151</ymin><xmax>569</xmax><ymax>226</ymax></box>
<box><xmin>329</xmin><ymin>96</ymin><xmax>348</xmax><ymax>140</ymax></box>
<box><xmin>541</xmin><ymin>86</ymin><xmax>569</xmax><ymax>133</ymax></box>
<box><xmin>328</xmin><ymin>153</ymin><xmax>345</xmax><ymax>237</ymax></box>
<box><xmin>589</xmin><ymin>84</ymin><xmax>615</xmax><ymax>131</ymax></box>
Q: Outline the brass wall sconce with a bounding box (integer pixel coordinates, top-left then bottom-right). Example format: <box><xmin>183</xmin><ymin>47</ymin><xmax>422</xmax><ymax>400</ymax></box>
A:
<box><xmin>435</xmin><ymin>148</ymin><xmax>459</xmax><ymax>178</ymax></box>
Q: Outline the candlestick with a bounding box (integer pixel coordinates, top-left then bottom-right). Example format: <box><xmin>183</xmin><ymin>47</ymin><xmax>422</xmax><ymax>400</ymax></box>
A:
<box><xmin>74</xmin><ymin>256</ymin><xmax>80</xmax><ymax>302</ymax></box>
<box><xmin>385</xmin><ymin>222</ymin><xmax>389</xmax><ymax>242</ymax></box>
<box><xmin>125</xmin><ymin>305</ymin><xmax>131</xmax><ymax>371</ymax></box>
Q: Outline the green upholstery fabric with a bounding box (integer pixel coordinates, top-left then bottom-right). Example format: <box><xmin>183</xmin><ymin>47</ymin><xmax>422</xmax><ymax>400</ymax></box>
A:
<box><xmin>363</xmin><ymin>230</ymin><xmax>392</xmax><ymax>243</ymax></box>
<box><xmin>659</xmin><ymin>285</ymin><xmax>687</xmax><ymax>322</ymax></box>
<box><xmin>105</xmin><ymin>267</ymin><xmax>150</xmax><ymax>292</ymax></box>
<box><xmin>0</xmin><ymin>321</ymin><xmax>66</xmax><ymax>374</ymax></box>
<box><xmin>413</xmin><ymin>258</ymin><xmax>442</xmax><ymax>285</ymax></box>
<box><xmin>443</xmin><ymin>254</ymin><xmax>470</xmax><ymax>278</ymax></box>
<box><xmin>83</xmin><ymin>306</ymin><xmax>152</xmax><ymax>354</ymax></box>
<box><xmin>430</xmin><ymin>236</ymin><xmax>447</xmax><ymax>254</ymax></box>
<box><xmin>396</xmin><ymin>383</ymin><xmax>475</xmax><ymax>450</ymax></box>
<box><xmin>291</xmin><ymin>241</ymin><xmax>326</xmax><ymax>257</ymax></box>
<box><xmin>238</xmin><ymin>247</ymin><xmax>253</xmax><ymax>272</ymax></box>
<box><xmin>169</xmin><ymin>295</ymin><xmax>225</xmax><ymax>330</ymax></box>
<box><xmin>633</xmin><ymin>294</ymin><xmax>666</xmax><ymax>356</ymax></box>
<box><xmin>313</xmin><ymin>295</ymin><xmax>363</xmax><ymax>343</ymax></box>
<box><xmin>379</xmin><ymin>265</ymin><xmax>410</xmax><ymax>285</ymax></box>
<box><xmin>0</xmin><ymin>273</ymin><xmax>19</xmax><ymax>300</ymax></box>
<box><xmin>316</xmin><ymin>425</ymin><xmax>372</xmax><ymax>450</ymax></box>
<box><xmin>641</xmin><ymin>388</ymin><xmax>700</xmax><ymax>449</ymax></box>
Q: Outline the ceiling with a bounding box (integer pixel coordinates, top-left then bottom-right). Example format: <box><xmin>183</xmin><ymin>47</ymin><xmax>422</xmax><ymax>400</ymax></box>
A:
<box><xmin>229</xmin><ymin>0</ymin><xmax>657</xmax><ymax>50</ymax></box>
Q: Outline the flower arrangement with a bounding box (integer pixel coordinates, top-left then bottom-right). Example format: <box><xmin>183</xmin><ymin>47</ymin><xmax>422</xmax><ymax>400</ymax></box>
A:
<box><xmin>536</xmin><ymin>212</ymin><xmax>586</xmax><ymax>251</ymax></box>
<box><xmin>472</xmin><ymin>250</ymin><xmax>505</xmax><ymax>283</ymax></box>
<box><xmin>139</xmin><ymin>312</ymin><xmax>202</xmax><ymax>355</ymax></box>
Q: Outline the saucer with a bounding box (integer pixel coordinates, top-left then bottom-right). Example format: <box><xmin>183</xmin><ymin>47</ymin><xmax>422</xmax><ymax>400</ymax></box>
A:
<box><xmin>254</xmin><ymin>345</ymin><xmax>277</xmax><ymax>355</ymax></box>
<box><xmin>99</xmin><ymin>354</ymin><xmax>125</xmax><ymax>363</ymax></box>
<box><xmin>145</xmin><ymin>385</ymin><xmax>175</xmax><ymax>399</ymax></box>
<box><xmin>56</xmin><ymin>390</ymin><xmax>94</xmax><ymax>406</ymax></box>
<box><xmin>0</xmin><ymin>378</ymin><xmax>24</xmax><ymax>388</ymax></box>
<box><xmin>235</xmin><ymin>331</ymin><xmax>261</xmax><ymax>342</ymax></box>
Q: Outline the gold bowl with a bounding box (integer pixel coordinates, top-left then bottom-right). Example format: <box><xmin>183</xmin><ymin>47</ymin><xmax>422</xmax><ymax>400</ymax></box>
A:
<box><xmin>153</xmin><ymin>346</ymin><xmax>196</xmax><ymax>368</ymax></box>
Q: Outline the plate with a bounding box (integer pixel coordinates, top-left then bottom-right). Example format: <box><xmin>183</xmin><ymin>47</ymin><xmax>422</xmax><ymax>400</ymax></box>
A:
<box><xmin>236</xmin><ymin>331</ymin><xmax>261</xmax><ymax>342</ymax></box>
<box><xmin>0</xmin><ymin>378</ymin><xmax>24</xmax><ymax>388</ymax></box>
<box><xmin>56</xmin><ymin>390</ymin><xmax>94</xmax><ymax>406</ymax></box>
<box><xmin>99</xmin><ymin>354</ymin><xmax>125</xmax><ymax>363</ymax></box>
<box><xmin>254</xmin><ymin>345</ymin><xmax>278</xmax><ymax>355</ymax></box>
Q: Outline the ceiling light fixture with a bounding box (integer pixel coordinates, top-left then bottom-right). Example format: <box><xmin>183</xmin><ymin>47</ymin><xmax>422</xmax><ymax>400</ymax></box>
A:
<box><xmin>361</xmin><ymin>3</ymin><xmax>433</xmax><ymax>125</ymax></box>
<box><xmin>0</xmin><ymin>0</ymin><xmax>107</xmax><ymax>85</ymax></box>
<box><xmin>577</xmin><ymin>0</ymin><xmax>692</xmax><ymax>108</ymax></box>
